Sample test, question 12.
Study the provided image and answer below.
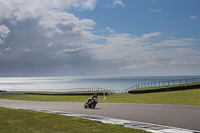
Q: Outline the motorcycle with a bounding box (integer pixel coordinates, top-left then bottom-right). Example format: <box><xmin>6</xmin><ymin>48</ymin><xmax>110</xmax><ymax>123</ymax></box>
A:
<box><xmin>84</xmin><ymin>97</ymin><xmax>98</xmax><ymax>109</ymax></box>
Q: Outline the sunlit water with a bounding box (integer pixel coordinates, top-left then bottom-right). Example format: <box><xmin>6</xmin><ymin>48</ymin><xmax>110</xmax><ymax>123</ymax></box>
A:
<box><xmin>0</xmin><ymin>76</ymin><xmax>199</xmax><ymax>92</ymax></box>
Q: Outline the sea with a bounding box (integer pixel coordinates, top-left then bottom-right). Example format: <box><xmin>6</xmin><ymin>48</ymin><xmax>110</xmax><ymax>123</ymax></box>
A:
<box><xmin>0</xmin><ymin>76</ymin><xmax>200</xmax><ymax>93</ymax></box>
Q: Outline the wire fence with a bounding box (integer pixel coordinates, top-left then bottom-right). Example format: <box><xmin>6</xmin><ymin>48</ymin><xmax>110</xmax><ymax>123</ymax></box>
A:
<box><xmin>125</xmin><ymin>77</ymin><xmax>200</xmax><ymax>92</ymax></box>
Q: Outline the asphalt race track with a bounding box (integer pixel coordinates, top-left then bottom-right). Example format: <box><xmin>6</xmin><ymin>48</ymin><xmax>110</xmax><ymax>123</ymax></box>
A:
<box><xmin>0</xmin><ymin>99</ymin><xmax>199</xmax><ymax>131</ymax></box>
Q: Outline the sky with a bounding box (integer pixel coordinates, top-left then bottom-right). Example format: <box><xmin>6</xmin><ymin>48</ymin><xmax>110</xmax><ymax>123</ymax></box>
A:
<box><xmin>0</xmin><ymin>0</ymin><xmax>200</xmax><ymax>77</ymax></box>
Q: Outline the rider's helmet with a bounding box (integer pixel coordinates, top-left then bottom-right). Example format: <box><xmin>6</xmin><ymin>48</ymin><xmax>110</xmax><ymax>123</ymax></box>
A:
<box><xmin>94</xmin><ymin>93</ymin><xmax>98</xmax><ymax>98</ymax></box>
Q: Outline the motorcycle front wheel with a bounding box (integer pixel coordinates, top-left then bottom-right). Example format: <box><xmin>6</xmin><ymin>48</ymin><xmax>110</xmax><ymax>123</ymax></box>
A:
<box><xmin>84</xmin><ymin>103</ymin><xmax>88</xmax><ymax>109</ymax></box>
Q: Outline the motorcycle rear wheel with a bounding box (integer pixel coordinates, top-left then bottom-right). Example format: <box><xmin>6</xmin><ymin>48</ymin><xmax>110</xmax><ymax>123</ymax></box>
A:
<box><xmin>91</xmin><ymin>103</ymin><xmax>96</xmax><ymax>109</ymax></box>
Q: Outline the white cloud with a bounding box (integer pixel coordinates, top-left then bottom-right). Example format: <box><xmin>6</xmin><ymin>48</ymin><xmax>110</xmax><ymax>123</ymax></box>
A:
<box><xmin>85</xmin><ymin>32</ymin><xmax>161</xmax><ymax>61</ymax></box>
<box><xmin>149</xmin><ymin>9</ymin><xmax>162</xmax><ymax>13</ymax></box>
<box><xmin>52</xmin><ymin>0</ymin><xmax>97</xmax><ymax>11</ymax></box>
<box><xmin>0</xmin><ymin>0</ymin><xmax>97</xmax><ymax>23</ymax></box>
<box><xmin>23</xmin><ymin>47</ymin><xmax>31</xmax><ymax>52</ymax></box>
<box><xmin>169</xmin><ymin>60</ymin><xmax>179</xmax><ymax>65</ymax></box>
<box><xmin>190</xmin><ymin>16</ymin><xmax>197</xmax><ymax>19</ymax></box>
<box><xmin>61</xmin><ymin>48</ymin><xmax>82</xmax><ymax>53</ymax></box>
<box><xmin>79</xmin><ymin>0</ymin><xmax>97</xmax><ymax>11</ymax></box>
<box><xmin>0</xmin><ymin>0</ymin><xmax>96</xmax><ymax>44</ymax></box>
<box><xmin>0</xmin><ymin>25</ymin><xmax>10</xmax><ymax>44</ymax></box>
<box><xmin>113</xmin><ymin>0</ymin><xmax>125</xmax><ymax>7</ymax></box>
<box><xmin>170</xmin><ymin>37</ymin><xmax>175</xmax><ymax>39</ymax></box>
<box><xmin>153</xmin><ymin>38</ymin><xmax>199</xmax><ymax>47</ymax></box>
<box><xmin>121</xmin><ymin>64</ymin><xmax>141</xmax><ymax>69</ymax></box>
<box><xmin>142</xmin><ymin>32</ymin><xmax>161</xmax><ymax>39</ymax></box>
<box><xmin>84</xmin><ymin>31</ymin><xmax>200</xmax><ymax>75</ymax></box>
<box><xmin>57</xmin><ymin>48</ymin><xmax>83</xmax><ymax>56</ymax></box>
<box><xmin>106</xmin><ymin>27</ymin><xmax>115</xmax><ymax>33</ymax></box>
<box><xmin>39</xmin><ymin>10</ymin><xmax>96</xmax><ymax>37</ymax></box>
<box><xmin>0</xmin><ymin>0</ymin><xmax>48</xmax><ymax>22</ymax></box>
<box><xmin>106</xmin><ymin>0</ymin><xmax>125</xmax><ymax>8</ymax></box>
<box><xmin>4</xmin><ymin>47</ymin><xmax>11</xmax><ymax>51</ymax></box>
<box><xmin>47</xmin><ymin>42</ymin><xmax>53</xmax><ymax>47</ymax></box>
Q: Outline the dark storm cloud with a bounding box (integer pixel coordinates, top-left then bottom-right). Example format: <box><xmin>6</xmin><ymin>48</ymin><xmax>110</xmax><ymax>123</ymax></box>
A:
<box><xmin>56</xmin><ymin>22</ymin><xmax>75</xmax><ymax>33</ymax></box>
<box><xmin>0</xmin><ymin>18</ymin><xmax>96</xmax><ymax>76</ymax></box>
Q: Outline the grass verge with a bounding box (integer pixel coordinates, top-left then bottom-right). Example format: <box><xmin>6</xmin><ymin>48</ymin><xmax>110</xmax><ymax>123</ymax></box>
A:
<box><xmin>0</xmin><ymin>107</ymin><xmax>147</xmax><ymax>133</ymax></box>
<box><xmin>0</xmin><ymin>88</ymin><xmax>200</xmax><ymax>105</ymax></box>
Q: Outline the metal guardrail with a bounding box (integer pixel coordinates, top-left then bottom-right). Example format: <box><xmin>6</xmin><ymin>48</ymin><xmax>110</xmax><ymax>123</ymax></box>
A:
<box><xmin>0</xmin><ymin>87</ymin><xmax>115</xmax><ymax>95</ymax></box>
<box><xmin>0</xmin><ymin>92</ymin><xmax>26</xmax><ymax>95</ymax></box>
<box><xmin>65</xmin><ymin>87</ymin><xmax>115</xmax><ymax>93</ymax></box>
<box><xmin>125</xmin><ymin>77</ymin><xmax>200</xmax><ymax>92</ymax></box>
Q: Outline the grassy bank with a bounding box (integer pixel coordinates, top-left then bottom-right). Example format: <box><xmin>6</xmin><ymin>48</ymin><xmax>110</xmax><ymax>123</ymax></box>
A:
<box><xmin>108</xmin><ymin>89</ymin><xmax>200</xmax><ymax>105</ymax></box>
<box><xmin>1</xmin><ymin>82</ymin><xmax>200</xmax><ymax>105</ymax></box>
<box><xmin>0</xmin><ymin>107</ymin><xmax>147</xmax><ymax>133</ymax></box>
<box><xmin>129</xmin><ymin>82</ymin><xmax>200</xmax><ymax>91</ymax></box>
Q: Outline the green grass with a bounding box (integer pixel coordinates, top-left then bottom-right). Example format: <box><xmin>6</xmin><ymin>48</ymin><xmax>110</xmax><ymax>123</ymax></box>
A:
<box><xmin>106</xmin><ymin>89</ymin><xmax>200</xmax><ymax>105</ymax></box>
<box><xmin>0</xmin><ymin>94</ymin><xmax>90</xmax><ymax>102</ymax></box>
<box><xmin>1</xmin><ymin>88</ymin><xmax>200</xmax><ymax>105</ymax></box>
<box><xmin>0</xmin><ymin>107</ymin><xmax>147</xmax><ymax>133</ymax></box>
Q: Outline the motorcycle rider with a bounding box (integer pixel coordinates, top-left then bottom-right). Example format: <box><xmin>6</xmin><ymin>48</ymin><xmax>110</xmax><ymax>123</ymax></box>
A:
<box><xmin>92</xmin><ymin>94</ymin><xmax>98</xmax><ymax>100</ymax></box>
<box><xmin>88</xmin><ymin>94</ymin><xmax>98</xmax><ymax>105</ymax></box>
